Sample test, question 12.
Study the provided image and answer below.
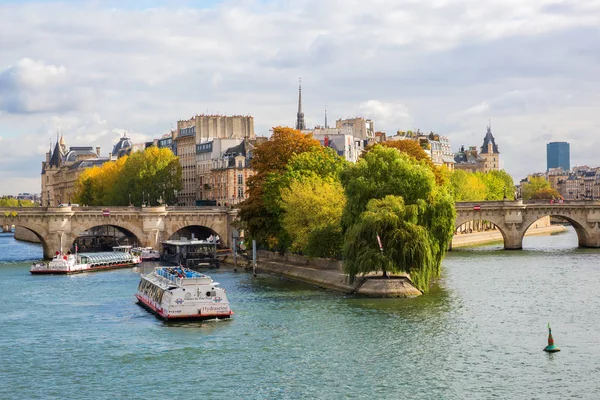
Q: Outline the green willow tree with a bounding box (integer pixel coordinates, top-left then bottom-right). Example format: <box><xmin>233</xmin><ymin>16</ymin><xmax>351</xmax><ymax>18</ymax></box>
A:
<box><xmin>341</xmin><ymin>146</ymin><xmax>455</xmax><ymax>291</ymax></box>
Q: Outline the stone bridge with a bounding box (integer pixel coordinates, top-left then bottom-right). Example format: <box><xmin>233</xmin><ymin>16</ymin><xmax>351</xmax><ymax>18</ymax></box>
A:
<box><xmin>0</xmin><ymin>205</ymin><xmax>237</xmax><ymax>259</ymax></box>
<box><xmin>455</xmin><ymin>200</ymin><xmax>600</xmax><ymax>249</ymax></box>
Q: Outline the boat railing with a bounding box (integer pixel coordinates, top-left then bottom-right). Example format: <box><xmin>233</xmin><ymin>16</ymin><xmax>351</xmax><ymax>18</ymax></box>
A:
<box><xmin>155</xmin><ymin>268</ymin><xmax>211</xmax><ymax>286</ymax></box>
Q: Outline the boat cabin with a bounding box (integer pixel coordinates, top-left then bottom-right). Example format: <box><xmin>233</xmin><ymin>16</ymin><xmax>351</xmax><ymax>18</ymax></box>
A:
<box><xmin>161</xmin><ymin>239</ymin><xmax>220</xmax><ymax>268</ymax></box>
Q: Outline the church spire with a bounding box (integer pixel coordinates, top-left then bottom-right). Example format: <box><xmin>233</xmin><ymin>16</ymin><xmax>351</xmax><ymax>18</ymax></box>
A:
<box><xmin>295</xmin><ymin>78</ymin><xmax>306</xmax><ymax>130</ymax></box>
<box><xmin>324</xmin><ymin>107</ymin><xmax>328</xmax><ymax>129</ymax></box>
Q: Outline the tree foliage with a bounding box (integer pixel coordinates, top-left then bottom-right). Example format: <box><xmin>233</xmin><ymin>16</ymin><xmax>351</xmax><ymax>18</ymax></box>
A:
<box><xmin>530</xmin><ymin>187</ymin><xmax>562</xmax><ymax>200</ymax></box>
<box><xmin>74</xmin><ymin>147</ymin><xmax>181</xmax><ymax>206</ymax></box>
<box><xmin>450</xmin><ymin>169</ymin><xmax>515</xmax><ymax>201</ymax></box>
<box><xmin>0</xmin><ymin>197</ymin><xmax>37</xmax><ymax>207</ymax></box>
<box><xmin>238</xmin><ymin>126</ymin><xmax>321</xmax><ymax>249</ymax></box>
<box><xmin>280</xmin><ymin>176</ymin><xmax>346</xmax><ymax>257</ymax></box>
<box><xmin>341</xmin><ymin>146</ymin><xmax>455</xmax><ymax>291</ymax></box>
<box><xmin>521</xmin><ymin>176</ymin><xmax>552</xmax><ymax>200</ymax></box>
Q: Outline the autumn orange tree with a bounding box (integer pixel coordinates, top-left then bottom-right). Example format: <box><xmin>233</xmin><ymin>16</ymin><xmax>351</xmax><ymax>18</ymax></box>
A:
<box><xmin>238</xmin><ymin>126</ymin><xmax>321</xmax><ymax>250</ymax></box>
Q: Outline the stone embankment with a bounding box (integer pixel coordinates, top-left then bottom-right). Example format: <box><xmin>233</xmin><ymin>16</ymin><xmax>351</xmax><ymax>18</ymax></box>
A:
<box><xmin>254</xmin><ymin>250</ymin><xmax>422</xmax><ymax>298</ymax></box>
<box><xmin>251</xmin><ymin>225</ymin><xmax>568</xmax><ymax>297</ymax></box>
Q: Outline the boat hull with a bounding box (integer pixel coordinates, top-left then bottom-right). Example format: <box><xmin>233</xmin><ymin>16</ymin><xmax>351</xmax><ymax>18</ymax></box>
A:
<box><xmin>135</xmin><ymin>293</ymin><xmax>233</xmax><ymax>321</ymax></box>
<box><xmin>30</xmin><ymin>261</ymin><xmax>141</xmax><ymax>275</ymax></box>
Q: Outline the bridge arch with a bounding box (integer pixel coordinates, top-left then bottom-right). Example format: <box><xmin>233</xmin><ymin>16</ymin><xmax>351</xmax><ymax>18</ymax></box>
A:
<box><xmin>0</xmin><ymin>220</ymin><xmax>51</xmax><ymax>258</ymax></box>
<box><xmin>520</xmin><ymin>213</ymin><xmax>589</xmax><ymax>248</ymax></box>
<box><xmin>67</xmin><ymin>221</ymin><xmax>145</xmax><ymax>253</ymax></box>
<box><xmin>164</xmin><ymin>223</ymin><xmax>226</xmax><ymax>247</ymax></box>
<box><xmin>454</xmin><ymin>213</ymin><xmax>509</xmax><ymax>249</ymax></box>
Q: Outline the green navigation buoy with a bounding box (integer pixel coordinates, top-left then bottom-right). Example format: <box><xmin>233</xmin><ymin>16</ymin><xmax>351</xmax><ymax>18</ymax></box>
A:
<box><xmin>544</xmin><ymin>323</ymin><xmax>560</xmax><ymax>353</ymax></box>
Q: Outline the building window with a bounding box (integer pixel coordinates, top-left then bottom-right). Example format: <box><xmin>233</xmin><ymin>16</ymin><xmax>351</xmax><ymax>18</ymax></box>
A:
<box><xmin>237</xmin><ymin>174</ymin><xmax>243</xmax><ymax>185</ymax></box>
<box><xmin>238</xmin><ymin>186</ymin><xmax>244</xmax><ymax>198</ymax></box>
<box><xmin>237</xmin><ymin>160</ymin><xmax>243</xmax><ymax>168</ymax></box>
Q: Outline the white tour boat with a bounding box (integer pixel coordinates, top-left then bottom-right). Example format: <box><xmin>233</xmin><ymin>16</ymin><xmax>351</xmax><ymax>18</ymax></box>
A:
<box><xmin>135</xmin><ymin>266</ymin><xmax>233</xmax><ymax>321</ymax></box>
<box><xmin>30</xmin><ymin>246</ymin><xmax>142</xmax><ymax>275</ymax></box>
<box><xmin>133</xmin><ymin>246</ymin><xmax>161</xmax><ymax>261</ymax></box>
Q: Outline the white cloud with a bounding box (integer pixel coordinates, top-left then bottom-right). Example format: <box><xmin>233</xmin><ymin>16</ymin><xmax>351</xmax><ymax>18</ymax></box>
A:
<box><xmin>1</xmin><ymin>0</ymin><xmax>600</xmax><ymax>192</ymax></box>
<box><xmin>357</xmin><ymin>100</ymin><xmax>411</xmax><ymax>132</ymax></box>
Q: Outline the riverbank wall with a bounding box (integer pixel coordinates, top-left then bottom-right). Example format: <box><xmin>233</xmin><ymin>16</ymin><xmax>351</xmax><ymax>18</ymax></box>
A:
<box><xmin>255</xmin><ymin>250</ymin><xmax>422</xmax><ymax>298</ymax></box>
<box><xmin>251</xmin><ymin>224</ymin><xmax>568</xmax><ymax>297</ymax></box>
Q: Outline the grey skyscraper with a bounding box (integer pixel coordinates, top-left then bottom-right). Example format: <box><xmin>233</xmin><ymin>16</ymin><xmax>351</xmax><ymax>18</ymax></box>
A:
<box><xmin>547</xmin><ymin>142</ymin><xmax>570</xmax><ymax>171</ymax></box>
<box><xmin>295</xmin><ymin>78</ymin><xmax>305</xmax><ymax>130</ymax></box>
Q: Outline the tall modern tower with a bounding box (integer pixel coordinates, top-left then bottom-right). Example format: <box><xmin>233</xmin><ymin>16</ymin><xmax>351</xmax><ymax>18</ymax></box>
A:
<box><xmin>295</xmin><ymin>78</ymin><xmax>306</xmax><ymax>130</ymax></box>
<box><xmin>547</xmin><ymin>142</ymin><xmax>570</xmax><ymax>171</ymax></box>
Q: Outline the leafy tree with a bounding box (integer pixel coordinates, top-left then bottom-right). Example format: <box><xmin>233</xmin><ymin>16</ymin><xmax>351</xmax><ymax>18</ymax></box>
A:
<box><xmin>238</xmin><ymin>127</ymin><xmax>322</xmax><ymax>250</ymax></box>
<box><xmin>115</xmin><ymin>147</ymin><xmax>182</xmax><ymax>206</ymax></box>
<box><xmin>0</xmin><ymin>197</ymin><xmax>36</xmax><ymax>207</ymax></box>
<box><xmin>480</xmin><ymin>170</ymin><xmax>515</xmax><ymax>200</ymax></box>
<box><xmin>521</xmin><ymin>176</ymin><xmax>551</xmax><ymax>200</ymax></box>
<box><xmin>378</xmin><ymin>140</ymin><xmax>434</xmax><ymax>168</ymax></box>
<box><xmin>73</xmin><ymin>147</ymin><xmax>181</xmax><ymax>206</ymax></box>
<box><xmin>341</xmin><ymin>146</ymin><xmax>455</xmax><ymax>291</ymax></box>
<box><xmin>280</xmin><ymin>176</ymin><xmax>346</xmax><ymax>257</ymax></box>
<box><xmin>530</xmin><ymin>187</ymin><xmax>562</xmax><ymax>200</ymax></box>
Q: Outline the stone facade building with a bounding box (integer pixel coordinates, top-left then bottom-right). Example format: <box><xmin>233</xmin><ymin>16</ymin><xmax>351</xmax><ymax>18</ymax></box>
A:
<box><xmin>196</xmin><ymin>138</ymin><xmax>247</xmax><ymax>202</ymax></box>
<box><xmin>174</xmin><ymin>132</ymin><xmax>197</xmax><ymax>206</ymax></box>
<box><xmin>209</xmin><ymin>139</ymin><xmax>256</xmax><ymax>206</ymax></box>
<box><xmin>174</xmin><ymin>114</ymin><xmax>255</xmax><ymax>205</ymax></box>
<box><xmin>176</xmin><ymin>114</ymin><xmax>255</xmax><ymax>143</ymax></box>
<box><xmin>480</xmin><ymin>125</ymin><xmax>500</xmax><ymax>172</ymax></box>
<box><xmin>41</xmin><ymin>135</ymin><xmax>123</xmax><ymax>207</ymax></box>
<box><xmin>335</xmin><ymin>117</ymin><xmax>374</xmax><ymax>140</ymax></box>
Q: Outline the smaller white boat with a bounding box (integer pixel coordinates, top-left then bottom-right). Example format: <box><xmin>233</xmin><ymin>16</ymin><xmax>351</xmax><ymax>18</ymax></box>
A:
<box><xmin>135</xmin><ymin>266</ymin><xmax>233</xmax><ymax>321</ymax></box>
<box><xmin>133</xmin><ymin>247</ymin><xmax>161</xmax><ymax>261</ymax></box>
<box><xmin>30</xmin><ymin>246</ymin><xmax>142</xmax><ymax>275</ymax></box>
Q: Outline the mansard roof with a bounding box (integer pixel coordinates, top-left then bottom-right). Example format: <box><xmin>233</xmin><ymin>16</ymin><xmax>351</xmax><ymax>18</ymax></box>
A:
<box><xmin>480</xmin><ymin>126</ymin><xmax>499</xmax><ymax>154</ymax></box>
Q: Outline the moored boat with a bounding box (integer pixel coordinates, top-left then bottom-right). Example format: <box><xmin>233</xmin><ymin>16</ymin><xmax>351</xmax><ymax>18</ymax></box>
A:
<box><xmin>133</xmin><ymin>246</ymin><xmax>161</xmax><ymax>261</ymax></box>
<box><xmin>30</xmin><ymin>245</ymin><xmax>141</xmax><ymax>275</ymax></box>
<box><xmin>135</xmin><ymin>266</ymin><xmax>233</xmax><ymax>321</ymax></box>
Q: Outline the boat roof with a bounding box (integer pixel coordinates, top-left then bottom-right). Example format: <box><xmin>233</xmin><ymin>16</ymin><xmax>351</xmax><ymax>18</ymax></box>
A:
<box><xmin>145</xmin><ymin>266</ymin><xmax>216</xmax><ymax>288</ymax></box>
<box><xmin>162</xmin><ymin>240</ymin><xmax>216</xmax><ymax>246</ymax></box>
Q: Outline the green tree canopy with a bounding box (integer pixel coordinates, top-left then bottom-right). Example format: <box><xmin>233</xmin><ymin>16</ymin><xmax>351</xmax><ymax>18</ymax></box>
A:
<box><xmin>238</xmin><ymin>126</ymin><xmax>322</xmax><ymax>249</ymax></box>
<box><xmin>341</xmin><ymin>146</ymin><xmax>455</xmax><ymax>291</ymax></box>
<box><xmin>280</xmin><ymin>176</ymin><xmax>346</xmax><ymax>258</ymax></box>
<box><xmin>521</xmin><ymin>176</ymin><xmax>552</xmax><ymax>200</ymax></box>
<box><xmin>0</xmin><ymin>197</ymin><xmax>37</xmax><ymax>207</ymax></box>
<box><xmin>74</xmin><ymin>147</ymin><xmax>181</xmax><ymax>206</ymax></box>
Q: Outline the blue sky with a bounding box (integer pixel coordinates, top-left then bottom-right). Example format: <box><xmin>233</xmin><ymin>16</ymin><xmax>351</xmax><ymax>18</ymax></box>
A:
<box><xmin>1</xmin><ymin>0</ymin><xmax>600</xmax><ymax>194</ymax></box>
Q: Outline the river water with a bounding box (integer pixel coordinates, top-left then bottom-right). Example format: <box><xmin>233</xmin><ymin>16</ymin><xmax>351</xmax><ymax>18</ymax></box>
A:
<box><xmin>1</xmin><ymin>227</ymin><xmax>599</xmax><ymax>399</ymax></box>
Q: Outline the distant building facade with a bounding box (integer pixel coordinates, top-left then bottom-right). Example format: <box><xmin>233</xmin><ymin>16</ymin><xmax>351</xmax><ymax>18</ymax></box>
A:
<box><xmin>41</xmin><ymin>135</ymin><xmax>121</xmax><ymax>207</ymax></box>
<box><xmin>480</xmin><ymin>125</ymin><xmax>500</xmax><ymax>172</ymax></box>
<box><xmin>335</xmin><ymin>117</ymin><xmax>375</xmax><ymax>140</ymax></box>
<box><xmin>309</xmin><ymin>127</ymin><xmax>365</xmax><ymax>163</ymax></box>
<box><xmin>176</xmin><ymin>115</ymin><xmax>255</xmax><ymax>143</ymax></box>
<box><xmin>209</xmin><ymin>139</ymin><xmax>256</xmax><ymax>206</ymax></box>
<box><xmin>174</xmin><ymin>115</ymin><xmax>255</xmax><ymax>205</ymax></box>
<box><xmin>454</xmin><ymin>146</ymin><xmax>485</xmax><ymax>173</ymax></box>
<box><xmin>547</xmin><ymin>142</ymin><xmax>570</xmax><ymax>172</ymax></box>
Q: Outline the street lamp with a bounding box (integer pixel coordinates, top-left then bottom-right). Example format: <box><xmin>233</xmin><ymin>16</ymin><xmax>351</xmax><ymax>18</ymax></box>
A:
<box><xmin>142</xmin><ymin>191</ymin><xmax>145</xmax><ymax>207</ymax></box>
<box><xmin>68</xmin><ymin>191</ymin><xmax>71</xmax><ymax>206</ymax></box>
<box><xmin>129</xmin><ymin>193</ymin><xmax>132</xmax><ymax>207</ymax></box>
<box><xmin>174</xmin><ymin>190</ymin><xmax>178</xmax><ymax>206</ymax></box>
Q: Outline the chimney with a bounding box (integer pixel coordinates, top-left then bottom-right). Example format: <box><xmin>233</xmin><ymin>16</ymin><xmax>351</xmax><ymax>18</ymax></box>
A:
<box><xmin>46</xmin><ymin>151</ymin><xmax>50</xmax><ymax>163</ymax></box>
<box><xmin>96</xmin><ymin>147</ymin><xmax>101</xmax><ymax>156</ymax></box>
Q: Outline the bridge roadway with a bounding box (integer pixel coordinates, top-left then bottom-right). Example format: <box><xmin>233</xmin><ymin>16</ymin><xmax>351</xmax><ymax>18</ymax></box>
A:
<box><xmin>0</xmin><ymin>205</ymin><xmax>237</xmax><ymax>259</ymax></box>
<box><xmin>2</xmin><ymin>200</ymin><xmax>600</xmax><ymax>257</ymax></box>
